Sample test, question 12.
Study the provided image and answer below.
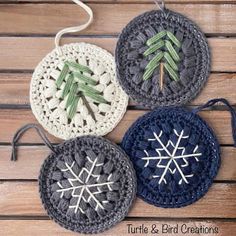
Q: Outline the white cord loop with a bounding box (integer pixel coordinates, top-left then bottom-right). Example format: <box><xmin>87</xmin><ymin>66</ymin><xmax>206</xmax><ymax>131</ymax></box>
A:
<box><xmin>55</xmin><ymin>0</ymin><xmax>93</xmax><ymax>54</ymax></box>
<box><xmin>154</xmin><ymin>0</ymin><xmax>165</xmax><ymax>12</ymax></box>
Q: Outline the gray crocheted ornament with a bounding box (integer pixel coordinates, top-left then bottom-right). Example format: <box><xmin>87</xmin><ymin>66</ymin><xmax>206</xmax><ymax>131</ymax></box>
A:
<box><xmin>11</xmin><ymin>125</ymin><xmax>136</xmax><ymax>234</ymax></box>
<box><xmin>115</xmin><ymin>4</ymin><xmax>210</xmax><ymax>108</ymax></box>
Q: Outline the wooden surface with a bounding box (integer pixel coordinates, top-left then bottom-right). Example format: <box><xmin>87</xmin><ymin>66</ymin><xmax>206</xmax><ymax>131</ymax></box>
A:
<box><xmin>1</xmin><ymin>220</ymin><xmax>235</xmax><ymax>236</ymax></box>
<box><xmin>0</xmin><ymin>0</ymin><xmax>236</xmax><ymax>235</ymax></box>
<box><xmin>0</xmin><ymin>37</ymin><xmax>236</xmax><ymax>71</ymax></box>
<box><xmin>1</xmin><ymin>146</ymin><xmax>236</xmax><ymax>180</ymax></box>
<box><xmin>0</xmin><ymin>4</ymin><xmax>236</xmax><ymax>35</ymax></box>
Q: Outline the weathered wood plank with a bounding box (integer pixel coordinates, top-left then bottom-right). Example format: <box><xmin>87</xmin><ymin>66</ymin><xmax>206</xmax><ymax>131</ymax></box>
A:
<box><xmin>117</xmin><ymin>0</ymin><xmax>236</xmax><ymax>2</ymax></box>
<box><xmin>1</xmin><ymin>146</ymin><xmax>236</xmax><ymax>180</ymax></box>
<box><xmin>0</xmin><ymin>37</ymin><xmax>235</xmax><ymax>71</ymax></box>
<box><xmin>0</xmin><ymin>4</ymin><xmax>235</xmax><ymax>34</ymax></box>
<box><xmin>0</xmin><ymin>37</ymin><xmax>114</xmax><ymax>70</ymax></box>
<box><xmin>0</xmin><ymin>1</ymin><xmax>235</xmax><ymax>233</ymax></box>
<box><xmin>0</xmin><ymin>109</ymin><xmax>235</xmax><ymax>144</ymax></box>
<box><xmin>1</xmin><ymin>0</ymin><xmax>235</xmax><ymax>3</ymax></box>
<box><xmin>1</xmin><ymin>73</ymin><xmax>236</xmax><ymax>106</ymax></box>
<box><xmin>0</xmin><ymin>219</ymin><xmax>235</xmax><ymax>236</ymax></box>
<box><xmin>0</xmin><ymin>182</ymin><xmax>235</xmax><ymax>217</ymax></box>
<box><xmin>0</xmin><ymin>73</ymin><xmax>30</xmax><ymax>105</ymax></box>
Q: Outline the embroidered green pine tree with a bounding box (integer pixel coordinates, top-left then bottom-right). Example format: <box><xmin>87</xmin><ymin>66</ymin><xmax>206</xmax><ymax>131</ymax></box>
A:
<box><xmin>143</xmin><ymin>30</ymin><xmax>181</xmax><ymax>90</ymax></box>
<box><xmin>55</xmin><ymin>61</ymin><xmax>108</xmax><ymax>120</ymax></box>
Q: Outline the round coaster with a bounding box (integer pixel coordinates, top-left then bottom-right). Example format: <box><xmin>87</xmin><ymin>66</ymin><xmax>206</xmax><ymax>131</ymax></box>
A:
<box><xmin>121</xmin><ymin>107</ymin><xmax>220</xmax><ymax>208</ymax></box>
<box><xmin>31</xmin><ymin>42</ymin><xmax>128</xmax><ymax>139</ymax></box>
<box><xmin>116</xmin><ymin>9</ymin><xmax>210</xmax><ymax>108</ymax></box>
<box><xmin>39</xmin><ymin>136</ymin><xmax>136</xmax><ymax>234</ymax></box>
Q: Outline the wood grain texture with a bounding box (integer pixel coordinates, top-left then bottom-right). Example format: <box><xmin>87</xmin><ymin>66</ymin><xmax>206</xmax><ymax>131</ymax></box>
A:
<box><xmin>0</xmin><ymin>1</ymin><xmax>236</xmax><ymax>234</ymax></box>
<box><xmin>1</xmin><ymin>146</ymin><xmax>236</xmax><ymax>180</ymax></box>
<box><xmin>0</xmin><ymin>109</ymin><xmax>235</xmax><ymax>144</ymax></box>
<box><xmin>0</xmin><ymin>4</ymin><xmax>236</xmax><ymax>35</ymax></box>
<box><xmin>0</xmin><ymin>37</ymin><xmax>236</xmax><ymax>71</ymax></box>
<box><xmin>0</xmin><ymin>220</ymin><xmax>235</xmax><ymax>236</ymax></box>
<box><xmin>116</xmin><ymin>0</ymin><xmax>236</xmax><ymax>2</ymax></box>
<box><xmin>1</xmin><ymin>0</ymin><xmax>236</xmax><ymax>3</ymax></box>
<box><xmin>0</xmin><ymin>37</ymin><xmax>114</xmax><ymax>70</ymax></box>
<box><xmin>1</xmin><ymin>73</ymin><xmax>236</xmax><ymax>106</ymax></box>
<box><xmin>0</xmin><ymin>181</ymin><xmax>235</xmax><ymax>217</ymax></box>
<box><xmin>0</xmin><ymin>73</ymin><xmax>30</xmax><ymax>105</ymax></box>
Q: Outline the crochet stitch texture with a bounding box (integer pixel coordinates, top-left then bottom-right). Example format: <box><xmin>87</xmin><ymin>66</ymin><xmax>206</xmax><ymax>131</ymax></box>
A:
<box><xmin>116</xmin><ymin>9</ymin><xmax>210</xmax><ymax>107</ymax></box>
<box><xmin>39</xmin><ymin>136</ymin><xmax>136</xmax><ymax>233</ymax></box>
<box><xmin>31</xmin><ymin>42</ymin><xmax>128</xmax><ymax>139</ymax></box>
<box><xmin>122</xmin><ymin>107</ymin><xmax>220</xmax><ymax>208</ymax></box>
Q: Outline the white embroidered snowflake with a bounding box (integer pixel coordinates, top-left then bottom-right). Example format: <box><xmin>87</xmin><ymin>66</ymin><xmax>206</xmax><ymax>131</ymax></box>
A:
<box><xmin>56</xmin><ymin>155</ymin><xmax>114</xmax><ymax>214</ymax></box>
<box><xmin>141</xmin><ymin>129</ymin><xmax>202</xmax><ymax>185</ymax></box>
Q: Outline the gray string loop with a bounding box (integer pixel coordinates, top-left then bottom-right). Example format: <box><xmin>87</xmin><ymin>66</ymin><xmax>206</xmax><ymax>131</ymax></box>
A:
<box><xmin>154</xmin><ymin>0</ymin><xmax>165</xmax><ymax>12</ymax></box>
<box><xmin>11</xmin><ymin>124</ymin><xmax>56</xmax><ymax>161</ymax></box>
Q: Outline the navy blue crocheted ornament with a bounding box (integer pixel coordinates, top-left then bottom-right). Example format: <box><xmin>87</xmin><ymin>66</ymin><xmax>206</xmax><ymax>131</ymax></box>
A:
<box><xmin>122</xmin><ymin>98</ymin><xmax>236</xmax><ymax>208</ymax></box>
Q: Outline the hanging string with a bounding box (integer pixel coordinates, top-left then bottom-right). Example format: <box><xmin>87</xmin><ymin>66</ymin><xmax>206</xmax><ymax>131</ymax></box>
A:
<box><xmin>193</xmin><ymin>98</ymin><xmax>236</xmax><ymax>147</ymax></box>
<box><xmin>54</xmin><ymin>0</ymin><xmax>93</xmax><ymax>54</ymax></box>
<box><xmin>154</xmin><ymin>0</ymin><xmax>165</xmax><ymax>12</ymax></box>
<box><xmin>11</xmin><ymin>124</ymin><xmax>56</xmax><ymax>161</ymax></box>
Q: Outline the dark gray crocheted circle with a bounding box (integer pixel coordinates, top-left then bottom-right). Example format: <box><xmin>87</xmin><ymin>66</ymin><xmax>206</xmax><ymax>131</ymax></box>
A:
<box><xmin>115</xmin><ymin>9</ymin><xmax>210</xmax><ymax>108</ymax></box>
<box><xmin>39</xmin><ymin>136</ymin><xmax>136</xmax><ymax>234</ymax></box>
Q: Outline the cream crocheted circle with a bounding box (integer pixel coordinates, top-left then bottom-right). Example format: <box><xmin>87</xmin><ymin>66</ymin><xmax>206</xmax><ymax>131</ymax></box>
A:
<box><xmin>30</xmin><ymin>43</ymin><xmax>128</xmax><ymax>139</ymax></box>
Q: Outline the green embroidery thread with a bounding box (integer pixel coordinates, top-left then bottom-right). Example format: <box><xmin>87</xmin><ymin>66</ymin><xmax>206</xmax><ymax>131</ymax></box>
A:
<box><xmin>143</xmin><ymin>30</ymin><xmax>181</xmax><ymax>90</ymax></box>
<box><xmin>55</xmin><ymin>61</ymin><xmax>108</xmax><ymax>120</ymax></box>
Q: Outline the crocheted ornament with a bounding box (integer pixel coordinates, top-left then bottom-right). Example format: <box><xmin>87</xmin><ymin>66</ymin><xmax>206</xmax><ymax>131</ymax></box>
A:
<box><xmin>122</xmin><ymin>98</ymin><xmax>236</xmax><ymax>208</ymax></box>
<box><xmin>30</xmin><ymin>0</ymin><xmax>128</xmax><ymax>139</ymax></box>
<box><xmin>11</xmin><ymin>124</ymin><xmax>136</xmax><ymax>234</ymax></box>
<box><xmin>115</xmin><ymin>1</ymin><xmax>210</xmax><ymax>108</ymax></box>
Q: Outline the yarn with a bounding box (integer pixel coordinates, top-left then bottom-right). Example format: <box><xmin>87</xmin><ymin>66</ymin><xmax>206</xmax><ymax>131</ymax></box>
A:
<box><xmin>31</xmin><ymin>43</ymin><xmax>128</xmax><ymax>140</ymax></box>
<box><xmin>30</xmin><ymin>0</ymin><xmax>128</xmax><ymax>139</ymax></box>
<box><xmin>116</xmin><ymin>6</ymin><xmax>210</xmax><ymax>108</ymax></box>
<box><xmin>122</xmin><ymin>98</ymin><xmax>236</xmax><ymax>208</ymax></box>
<box><xmin>11</xmin><ymin>124</ymin><xmax>137</xmax><ymax>234</ymax></box>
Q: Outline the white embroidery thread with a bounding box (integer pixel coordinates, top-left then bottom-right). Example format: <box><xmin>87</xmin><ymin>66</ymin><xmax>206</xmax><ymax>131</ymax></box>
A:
<box><xmin>56</xmin><ymin>156</ymin><xmax>114</xmax><ymax>214</ymax></box>
<box><xmin>142</xmin><ymin>129</ymin><xmax>202</xmax><ymax>185</ymax></box>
